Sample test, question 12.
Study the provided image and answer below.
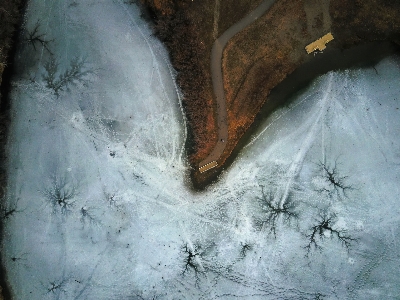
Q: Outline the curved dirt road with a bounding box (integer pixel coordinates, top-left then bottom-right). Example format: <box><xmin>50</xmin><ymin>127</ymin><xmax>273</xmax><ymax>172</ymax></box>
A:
<box><xmin>199</xmin><ymin>0</ymin><xmax>276</xmax><ymax>169</ymax></box>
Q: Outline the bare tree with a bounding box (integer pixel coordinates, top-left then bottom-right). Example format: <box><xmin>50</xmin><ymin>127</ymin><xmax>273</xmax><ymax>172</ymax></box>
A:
<box><xmin>254</xmin><ymin>186</ymin><xmax>298</xmax><ymax>237</ymax></box>
<box><xmin>80</xmin><ymin>206</ymin><xmax>101</xmax><ymax>227</ymax></box>
<box><xmin>10</xmin><ymin>252</ymin><xmax>29</xmax><ymax>269</ymax></box>
<box><xmin>102</xmin><ymin>189</ymin><xmax>122</xmax><ymax>208</ymax></box>
<box><xmin>44</xmin><ymin>278</ymin><xmax>69</xmax><ymax>295</ymax></box>
<box><xmin>305</xmin><ymin>212</ymin><xmax>356</xmax><ymax>255</ymax></box>
<box><xmin>315</xmin><ymin>158</ymin><xmax>352</xmax><ymax>200</ymax></box>
<box><xmin>1</xmin><ymin>197</ymin><xmax>24</xmax><ymax>219</ymax></box>
<box><xmin>24</xmin><ymin>20</ymin><xmax>53</xmax><ymax>54</ymax></box>
<box><xmin>238</xmin><ymin>242</ymin><xmax>253</xmax><ymax>259</ymax></box>
<box><xmin>43</xmin><ymin>56</ymin><xmax>93</xmax><ymax>96</ymax></box>
<box><xmin>181</xmin><ymin>243</ymin><xmax>202</xmax><ymax>275</ymax></box>
<box><xmin>10</xmin><ymin>253</ymin><xmax>27</xmax><ymax>263</ymax></box>
<box><xmin>180</xmin><ymin>241</ymin><xmax>216</xmax><ymax>287</ymax></box>
<box><xmin>314</xmin><ymin>292</ymin><xmax>326</xmax><ymax>300</ymax></box>
<box><xmin>43</xmin><ymin>175</ymin><xmax>78</xmax><ymax>215</ymax></box>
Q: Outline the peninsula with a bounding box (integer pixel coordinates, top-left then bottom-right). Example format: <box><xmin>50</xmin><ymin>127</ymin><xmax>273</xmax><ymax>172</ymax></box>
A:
<box><xmin>140</xmin><ymin>0</ymin><xmax>400</xmax><ymax>189</ymax></box>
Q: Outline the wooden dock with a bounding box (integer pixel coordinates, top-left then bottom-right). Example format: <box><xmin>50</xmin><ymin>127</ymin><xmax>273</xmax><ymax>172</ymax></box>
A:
<box><xmin>305</xmin><ymin>33</ymin><xmax>334</xmax><ymax>54</ymax></box>
<box><xmin>199</xmin><ymin>161</ymin><xmax>218</xmax><ymax>173</ymax></box>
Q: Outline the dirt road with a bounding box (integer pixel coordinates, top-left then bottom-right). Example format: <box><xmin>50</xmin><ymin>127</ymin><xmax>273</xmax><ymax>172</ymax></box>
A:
<box><xmin>199</xmin><ymin>0</ymin><xmax>276</xmax><ymax>169</ymax></box>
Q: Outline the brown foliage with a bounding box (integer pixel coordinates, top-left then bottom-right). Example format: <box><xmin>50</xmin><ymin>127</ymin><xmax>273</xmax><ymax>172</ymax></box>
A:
<box><xmin>215</xmin><ymin>0</ymin><xmax>309</xmax><ymax>170</ymax></box>
<box><xmin>141</xmin><ymin>0</ymin><xmax>217</xmax><ymax>164</ymax></box>
<box><xmin>140</xmin><ymin>0</ymin><xmax>400</xmax><ymax>187</ymax></box>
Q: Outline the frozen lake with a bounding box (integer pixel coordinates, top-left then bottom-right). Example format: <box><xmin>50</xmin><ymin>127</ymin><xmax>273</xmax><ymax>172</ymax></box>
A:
<box><xmin>2</xmin><ymin>0</ymin><xmax>400</xmax><ymax>299</ymax></box>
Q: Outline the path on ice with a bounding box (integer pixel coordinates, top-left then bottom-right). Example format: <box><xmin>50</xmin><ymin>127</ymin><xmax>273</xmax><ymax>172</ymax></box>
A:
<box><xmin>277</xmin><ymin>73</ymin><xmax>333</xmax><ymax>207</ymax></box>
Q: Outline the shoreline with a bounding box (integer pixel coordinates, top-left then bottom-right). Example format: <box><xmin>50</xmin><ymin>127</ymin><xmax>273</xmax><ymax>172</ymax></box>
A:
<box><xmin>191</xmin><ymin>41</ymin><xmax>400</xmax><ymax>191</ymax></box>
<box><xmin>0</xmin><ymin>0</ymin><xmax>29</xmax><ymax>298</ymax></box>
<box><xmin>199</xmin><ymin>0</ymin><xmax>276</xmax><ymax>169</ymax></box>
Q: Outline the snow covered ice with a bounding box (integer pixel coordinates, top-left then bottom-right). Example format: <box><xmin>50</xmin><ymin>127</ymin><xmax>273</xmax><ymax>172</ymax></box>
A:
<box><xmin>2</xmin><ymin>0</ymin><xmax>400</xmax><ymax>299</ymax></box>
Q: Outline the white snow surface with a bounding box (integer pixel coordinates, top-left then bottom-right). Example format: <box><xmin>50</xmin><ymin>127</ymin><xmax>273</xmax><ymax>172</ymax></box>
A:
<box><xmin>2</xmin><ymin>0</ymin><xmax>400</xmax><ymax>299</ymax></box>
